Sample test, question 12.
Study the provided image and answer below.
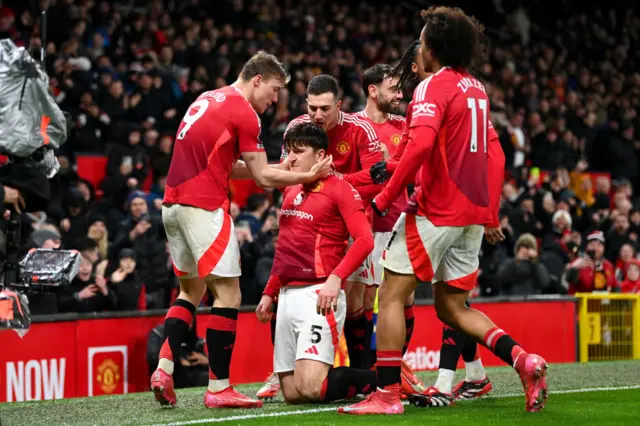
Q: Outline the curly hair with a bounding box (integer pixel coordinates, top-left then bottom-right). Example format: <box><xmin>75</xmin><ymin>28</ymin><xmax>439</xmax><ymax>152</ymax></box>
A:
<box><xmin>420</xmin><ymin>6</ymin><xmax>486</xmax><ymax>71</ymax></box>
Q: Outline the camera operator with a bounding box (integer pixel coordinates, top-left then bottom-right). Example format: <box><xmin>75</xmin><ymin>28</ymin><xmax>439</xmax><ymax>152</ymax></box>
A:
<box><xmin>564</xmin><ymin>231</ymin><xmax>619</xmax><ymax>294</ymax></box>
<box><xmin>496</xmin><ymin>233</ymin><xmax>553</xmax><ymax>295</ymax></box>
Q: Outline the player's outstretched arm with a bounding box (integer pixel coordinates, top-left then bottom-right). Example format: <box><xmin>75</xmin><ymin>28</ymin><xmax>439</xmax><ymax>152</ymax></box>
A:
<box><xmin>230</xmin><ymin>157</ymin><xmax>291</xmax><ymax>180</ymax></box>
<box><xmin>374</xmin><ymin>126</ymin><xmax>437</xmax><ymax>212</ymax></box>
<box><xmin>242</xmin><ymin>151</ymin><xmax>332</xmax><ymax>188</ymax></box>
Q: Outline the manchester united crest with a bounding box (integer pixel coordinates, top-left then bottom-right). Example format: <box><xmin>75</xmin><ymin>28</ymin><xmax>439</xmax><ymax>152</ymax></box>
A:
<box><xmin>336</xmin><ymin>141</ymin><xmax>350</xmax><ymax>154</ymax></box>
<box><xmin>391</xmin><ymin>134</ymin><xmax>401</xmax><ymax>146</ymax></box>
<box><xmin>97</xmin><ymin>358</ymin><xmax>121</xmax><ymax>394</ymax></box>
<box><xmin>311</xmin><ymin>181</ymin><xmax>324</xmax><ymax>193</ymax></box>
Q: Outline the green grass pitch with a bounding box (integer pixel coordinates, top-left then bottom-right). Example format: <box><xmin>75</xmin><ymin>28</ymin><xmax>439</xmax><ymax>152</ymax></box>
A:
<box><xmin>1</xmin><ymin>361</ymin><xmax>639</xmax><ymax>426</ymax></box>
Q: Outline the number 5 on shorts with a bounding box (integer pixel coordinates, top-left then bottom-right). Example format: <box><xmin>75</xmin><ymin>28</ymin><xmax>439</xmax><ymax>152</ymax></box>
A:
<box><xmin>310</xmin><ymin>325</ymin><xmax>322</xmax><ymax>344</ymax></box>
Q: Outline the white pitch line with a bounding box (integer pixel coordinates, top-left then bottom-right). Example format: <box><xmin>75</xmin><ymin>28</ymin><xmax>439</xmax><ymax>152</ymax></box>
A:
<box><xmin>148</xmin><ymin>385</ymin><xmax>640</xmax><ymax>426</ymax></box>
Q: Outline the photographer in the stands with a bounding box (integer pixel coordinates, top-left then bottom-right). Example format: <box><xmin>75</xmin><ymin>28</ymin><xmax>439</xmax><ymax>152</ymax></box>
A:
<box><xmin>564</xmin><ymin>231</ymin><xmax>619</xmax><ymax>294</ymax></box>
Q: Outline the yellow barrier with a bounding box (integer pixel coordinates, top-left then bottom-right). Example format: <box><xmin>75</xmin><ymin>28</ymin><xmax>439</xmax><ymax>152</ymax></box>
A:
<box><xmin>576</xmin><ymin>293</ymin><xmax>640</xmax><ymax>362</ymax></box>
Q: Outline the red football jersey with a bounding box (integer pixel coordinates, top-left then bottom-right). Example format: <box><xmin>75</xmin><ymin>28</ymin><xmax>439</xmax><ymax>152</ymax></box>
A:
<box><xmin>404</xmin><ymin>122</ymin><xmax>504</xmax><ymax>223</ymax></box>
<box><xmin>355</xmin><ymin>111</ymin><xmax>407</xmax><ymax>232</ymax></box>
<box><xmin>282</xmin><ymin>111</ymin><xmax>383</xmax><ymax>181</ymax></box>
<box><xmin>268</xmin><ymin>174</ymin><xmax>373</xmax><ymax>287</ymax></box>
<box><xmin>378</xmin><ymin>68</ymin><xmax>496</xmax><ymax>227</ymax></box>
<box><xmin>486</xmin><ymin>122</ymin><xmax>506</xmax><ymax>227</ymax></box>
<box><xmin>164</xmin><ymin>86</ymin><xmax>264</xmax><ymax>211</ymax></box>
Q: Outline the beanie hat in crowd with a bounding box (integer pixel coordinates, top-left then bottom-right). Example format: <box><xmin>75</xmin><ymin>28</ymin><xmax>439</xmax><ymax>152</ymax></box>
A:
<box><xmin>128</xmin><ymin>191</ymin><xmax>148</xmax><ymax>206</ymax></box>
<box><xmin>515</xmin><ymin>233</ymin><xmax>537</xmax><ymax>252</ymax></box>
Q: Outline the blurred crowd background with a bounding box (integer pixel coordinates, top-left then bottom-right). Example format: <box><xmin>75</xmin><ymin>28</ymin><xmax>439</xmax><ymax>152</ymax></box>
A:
<box><xmin>1</xmin><ymin>0</ymin><xmax>640</xmax><ymax>315</ymax></box>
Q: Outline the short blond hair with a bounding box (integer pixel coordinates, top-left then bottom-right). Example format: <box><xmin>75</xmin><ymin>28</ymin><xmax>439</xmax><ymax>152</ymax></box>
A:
<box><xmin>240</xmin><ymin>51</ymin><xmax>290</xmax><ymax>84</ymax></box>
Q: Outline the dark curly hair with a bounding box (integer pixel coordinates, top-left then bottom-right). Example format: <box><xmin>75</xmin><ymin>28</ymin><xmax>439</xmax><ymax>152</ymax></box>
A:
<box><xmin>391</xmin><ymin>40</ymin><xmax>421</xmax><ymax>94</ymax></box>
<box><xmin>420</xmin><ymin>6</ymin><xmax>485</xmax><ymax>72</ymax></box>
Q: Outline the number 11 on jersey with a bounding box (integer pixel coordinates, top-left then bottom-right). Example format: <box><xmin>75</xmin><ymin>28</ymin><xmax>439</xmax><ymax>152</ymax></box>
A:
<box><xmin>467</xmin><ymin>97</ymin><xmax>488</xmax><ymax>153</ymax></box>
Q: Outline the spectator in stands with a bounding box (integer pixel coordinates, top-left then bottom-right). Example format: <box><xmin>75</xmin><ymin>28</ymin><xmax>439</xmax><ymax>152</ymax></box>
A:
<box><xmin>496</xmin><ymin>233</ymin><xmax>552</xmax><ymax>295</ymax></box>
<box><xmin>113</xmin><ymin>191</ymin><xmax>169</xmax><ymax>309</ymax></box>
<box><xmin>109</xmin><ymin>248</ymin><xmax>145</xmax><ymax>311</ymax></box>
<box><xmin>565</xmin><ymin>231</ymin><xmax>618</xmax><ymax>294</ymax></box>
<box><xmin>4</xmin><ymin>0</ymin><xmax>640</xmax><ymax>306</ymax></box>
<box><xmin>621</xmin><ymin>260</ymin><xmax>640</xmax><ymax>294</ymax></box>
<box><xmin>615</xmin><ymin>243</ymin><xmax>637</xmax><ymax>282</ymax></box>
<box><xmin>86</xmin><ymin>215</ymin><xmax>110</xmax><ymax>262</ymax></box>
<box><xmin>60</xmin><ymin>188</ymin><xmax>89</xmax><ymax>248</ymax></box>
<box><xmin>59</xmin><ymin>255</ymin><xmax>118</xmax><ymax>313</ymax></box>
<box><xmin>236</xmin><ymin>194</ymin><xmax>270</xmax><ymax>237</ymax></box>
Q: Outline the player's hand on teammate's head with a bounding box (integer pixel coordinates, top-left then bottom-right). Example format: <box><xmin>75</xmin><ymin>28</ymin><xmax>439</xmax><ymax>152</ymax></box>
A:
<box><xmin>308</xmin><ymin>155</ymin><xmax>333</xmax><ymax>181</ymax></box>
<box><xmin>484</xmin><ymin>226</ymin><xmax>505</xmax><ymax>245</ymax></box>
<box><xmin>280</xmin><ymin>154</ymin><xmax>292</xmax><ymax>171</ymax></box>
<box><xmin>256</xmin><ymin>295</ymin><xmax>274</xmax><ymax>323</ymax></box>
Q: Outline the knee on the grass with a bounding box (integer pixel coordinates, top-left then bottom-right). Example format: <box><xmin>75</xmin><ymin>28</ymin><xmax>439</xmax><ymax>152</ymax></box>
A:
<box><xmin>293</xmin><ymin>362</ymin><xmax>329</xmax><ymax>402</ymax></box>
<box><xmin>279</xmin><ymin>376</ymin><xmax>303</xmax><ymax>403</ymax></box>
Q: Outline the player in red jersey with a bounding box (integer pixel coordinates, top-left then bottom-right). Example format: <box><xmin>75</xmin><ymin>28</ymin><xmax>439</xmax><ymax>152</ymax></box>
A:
<box><xmin>254</xmin><ymin>122</ymin><xmax>395</xmax><ymax>403</ymax></box>
<box><xmin>282</xmin><ymin>75</ymin><xmax>384</xmax><ymax>370</ymax></box>
<box><xmin>340</xmin><ymin>8</ymin><xmax>548</xmax><ymax>415</ymax></box>
<box><xmin>151</xmin><ymin>51</ymin><xmax>331</xmax><ymax>409</ymax></box>
<box><xmin>255</xmin><ymin>75</ymin><xmax>384</xmax><ymax>400</ymax></box>
<box><xmin>388</xmin><ymin>40</ymin><xmax>497</xmax><ymax>408</ymax></box>
<box><xmin>353</xmin><ymin>63</ymin><xmax>425</xmax><ymax>396</ymax></box>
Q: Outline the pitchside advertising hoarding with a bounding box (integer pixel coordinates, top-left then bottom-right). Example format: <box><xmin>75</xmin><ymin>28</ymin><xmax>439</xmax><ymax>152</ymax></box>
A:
<box><xmin>0</xmin><ymin>299</ymin><xmax>577</xmax><ymax>402</ymax></box>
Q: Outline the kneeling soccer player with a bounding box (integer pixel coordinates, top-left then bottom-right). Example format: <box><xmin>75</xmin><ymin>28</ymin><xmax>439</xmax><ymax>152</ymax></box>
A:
<box><xmin>255</xmin><ymin>123</ymin><xmax>412</xmax><ymax>403</ymax></box>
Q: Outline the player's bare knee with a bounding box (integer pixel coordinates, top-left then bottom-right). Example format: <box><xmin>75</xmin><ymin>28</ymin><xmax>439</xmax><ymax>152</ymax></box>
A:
<box><xmin>346</xmin><ymin>281</ymin><xmax>364</xmax><ymax>312</ymax></box>
<box><xmin>178</xmin><ymin>277</ymin><xmax>206</xmax><ymax>305</ymax></box>
<box><xmin>363</xmin><ymin>286</ymin><xmax>377</xmax><ymax>310</ymax></box>
<box><xmin>405</xmin><ymin>290</ymin><xmax>415</xmax><ymax>307</ymax></box>
<box><xmin>293</xmin><ymin>371</ymin><xmax>323</xmax><ymax>402</ymax></box>
<box><xmin>206</xmin><ymin>277</ymin><xmax>241</xmax><ymax>308</ymax></box>
<box><xmin>434</xmin><ymin>286</ymin><xmax>465</xmax><ymax>328</ymax></box>
<box><xmin>279</xmin><ymin>373</ymin><xmax>304</xmax><ymax>404</ymax></box>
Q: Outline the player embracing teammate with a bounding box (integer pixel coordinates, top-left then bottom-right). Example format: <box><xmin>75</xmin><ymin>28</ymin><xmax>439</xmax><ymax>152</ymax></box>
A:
<box><xmin>340</xmin><ymin>6</ymin><xmax>548</xmax><ymax>415</ymax></box>
<box><xmin>151</xmin><ymin>51</ymin><xmax>331</xmax><ymax>409</ymax></box>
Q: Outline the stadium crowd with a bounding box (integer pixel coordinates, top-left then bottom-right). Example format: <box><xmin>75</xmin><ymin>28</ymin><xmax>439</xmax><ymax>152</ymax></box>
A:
<box><xmin>1</xmin><ymin>0</ymin><xmax>640</xmax><ymax>315</ymax></box>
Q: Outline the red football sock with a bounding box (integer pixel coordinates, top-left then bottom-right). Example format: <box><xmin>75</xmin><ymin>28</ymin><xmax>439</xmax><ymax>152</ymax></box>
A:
<box><xmin>483</xmin><ymin>326</ymin><xmax>527</xmax><ymax>369</ymax></box>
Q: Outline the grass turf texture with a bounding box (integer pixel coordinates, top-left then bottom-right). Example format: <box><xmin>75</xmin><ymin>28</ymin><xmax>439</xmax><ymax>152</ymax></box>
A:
<box><xmin>1</xmin><ymin>361</ymin><xmax>639</xmax><ymax>426</ymax></box>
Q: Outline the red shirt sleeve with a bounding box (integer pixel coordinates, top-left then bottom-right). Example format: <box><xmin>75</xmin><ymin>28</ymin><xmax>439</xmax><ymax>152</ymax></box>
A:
<box><xmin>486</xmin><ymin>125</ymin><xmax>506</xmax><ymax>227</ymax></box>
<box><xmin>375</xmin><ymin>126</ymin><xmax>437</xmax><ymax>211</ymax></box>
<box><xmin>234</xmin><ymin>102</ymin><xmax>264</xmax><ymax>153</ymax></box>
<box><xmin>410</xmin><ymin>78</ymin><xmax>449</xmax><ymax>133</ymax></box>
<box><xmin>342</xmin><ymin>123</ymin><xmax>384</xmax><ymax>188</ymax></box>
<box><xmin>263</xmin><ymin>274</ymin><xmax>283</xmax><ymax>299</ymax></box>
<box><xmin>331</xmin><ymin>183</ymin><xmax>374</xmax><ymax>281</ymax></box>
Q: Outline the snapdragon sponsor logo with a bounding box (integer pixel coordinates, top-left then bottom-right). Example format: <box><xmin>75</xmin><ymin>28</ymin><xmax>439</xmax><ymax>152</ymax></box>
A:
<box><xmin>280</xmin><ymin>209</ymin><xmax>313</xmax><ymax>221</ymax></box>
